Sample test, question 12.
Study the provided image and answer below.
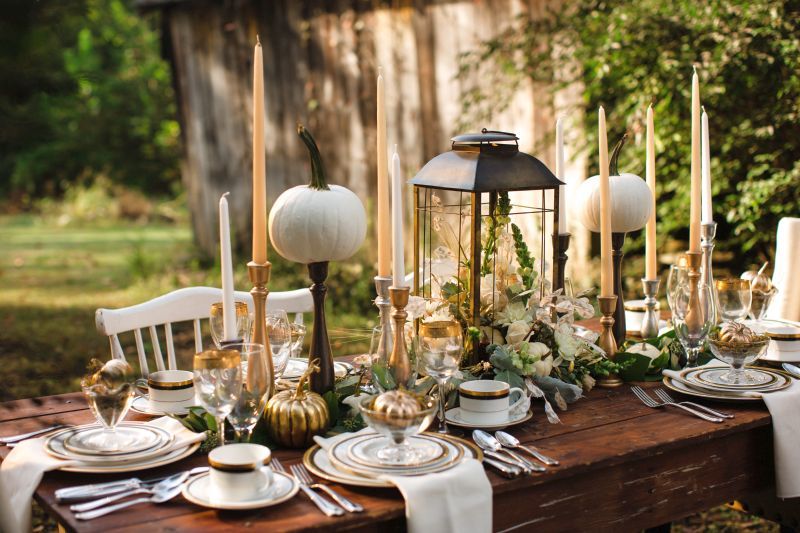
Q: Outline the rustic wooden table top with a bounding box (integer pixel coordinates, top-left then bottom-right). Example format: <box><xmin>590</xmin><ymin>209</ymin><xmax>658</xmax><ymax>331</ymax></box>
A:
<box><xmin>0</xmin><ymin>371</ymin><xmax>778</xmax><ymax>532</ymax></box>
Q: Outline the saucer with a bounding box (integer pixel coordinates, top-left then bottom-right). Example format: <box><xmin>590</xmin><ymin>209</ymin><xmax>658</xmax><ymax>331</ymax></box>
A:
<box><xmin>182</xmin><ymin>471</ymin><xmax>298</xmax><ymax>510</ymax></box>
<box><xmin>131</xmin><ymin>396</ymin><xmax>194</xmax><ymax>416</ymax></box>
<box><xmin>444</xmin><ymin>408</ymin><xmax>532</xmax><ymax>430</ymax></box>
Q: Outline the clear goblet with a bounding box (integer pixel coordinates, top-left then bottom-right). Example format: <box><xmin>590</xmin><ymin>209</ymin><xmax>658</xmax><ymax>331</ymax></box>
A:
<box><xmin>671</xmin><ymin>281</ymin><xmax>715</xmax><ymax>368</ymax></box>
<box><xmin>418</xmin><ymin>319</ymin><xmax>463</xmax><ymax>434</ymax></box>
<box><xmin>226</xmin><ymin>343</ymin><xmax>269</xmax><ymax>442</ymax></box>
<box><xmin>715</xmin><ymin>278</ymin><xmax>752</xmax><ymax>322</ymax></box>
<box><xmin>193</xmin><ymin>348</ymin><xmax>242</xmax><ymax>446</ymax></box>
<box><xmin>266</xmin><ymin>310</ymin><xmax>291</xmax><ymax>378</ymax></box>
<box><xmin>81</xmin><ymin>381</ymin><xmax>135</xmax><ymax>452</ymax></box>
<box><xmin>210</xmin><ymin>301</ymin><xmax>251</xmax><ymax>347</ymax></box>
<box><xmin>666</xmin><ymin>263</ymin><xmax>689</xmax><ymax>313</ymax></box>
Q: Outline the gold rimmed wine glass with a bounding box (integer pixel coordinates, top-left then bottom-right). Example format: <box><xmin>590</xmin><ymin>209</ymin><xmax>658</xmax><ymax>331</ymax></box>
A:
<box><xmin>210</xmin><ymin>301</ymin><xmax>251</xmax><ymax>347</ymax></box>
<box><xmin>266</xmin><ymin>310</ymin><xmax>291</xmax><ymax>378</ymax></box>
<box><xmin>418</xmin><ymin>319</ymin><xmax>463</xmax><ymax>434</ymax></box>
<box><xmin>715</xmin><ymin>278</ymin><xmax>752</xmax><ymax>322</ymax></box>
<box><xmin>225</xmin><ymin>342</ymin><xmax>269</xmax><ymax>442</ymax></box>
<box><xmin>193</xmin><ymin>348</ymin><xmax>242</xmax><ymax>445</ymax></box>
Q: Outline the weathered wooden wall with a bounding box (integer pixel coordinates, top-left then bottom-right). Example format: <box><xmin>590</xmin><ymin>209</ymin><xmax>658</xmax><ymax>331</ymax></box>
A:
<box><xmin>153</xmin><ymin>0</ymin><xmax>590</xmax><ymax>279</ymax></box>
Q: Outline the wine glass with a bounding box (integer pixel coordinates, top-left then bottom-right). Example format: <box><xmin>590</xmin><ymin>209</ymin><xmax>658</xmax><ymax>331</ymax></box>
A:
<box><xmin>749</xmin><ymin>287</ymin><xmax>778</xmax><ymax>331</ymax></box>
<box><xmin>80</xmin><ymin>381</ymin><xmax>136</xmax><ymax>452</ymax></box>
<box><xmin>266</xmin><ymin>310</ymin><xmax>291</xmax><ymax>378</ymax></box>
<box><xmin>418</xmin><ymin>319</ymin><xmax>463</xmax><ymax>434</ymax></box>
<box><xmin>670</xmin><ymin>281</ymin><xmax>715</xmax><ymax>367</ymax></box>
<box><xmin>368</xmin><ymin>324</ymin><xmax>394</xmax><ymax>393</ymax></box>
<box><xmin>715</xmin><ymin>278</ymin><xmax>751</xmax><ymax>322</ymax></box>
<box><xmin>289</xmin><ymin>321</ymin><xmax>307</xmax><ymax>358</ymax></box>
<box><xmin>193</xmin><ymin>348</ymin><xmax>242</xmax><ymax>445</ymax></box>
<box><xmin>226</xmin><ymin>343</ymin><xmax>269</xmax><ymax>442</ymax></box>
<box><xmin>666</xmin><ymin>263</ymin><xmax>689</xmax><ymax>312</ymax></box>
<box><xmin>210</xmin><ymin>301</ymin><xmax>251</xmax><ymax>347</ymax></box>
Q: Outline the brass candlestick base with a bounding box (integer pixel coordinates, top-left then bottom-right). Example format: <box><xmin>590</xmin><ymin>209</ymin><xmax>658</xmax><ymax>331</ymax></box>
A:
<box><xmin>388</xmin><ymin>286</ymin><xmax>412</xmax><ymax>389</ymax></box>
<box><xmin>701</xmin><ymin>222</ymin><xmax>718</xmax><ymax>324</ymax></box>
<box><xmin>374</xmin><ymin>276</ymin><xmax>393</xmax><ymax>369</ymax></box>
<box><xmin>248</xmin><ymin>260</ymin><xmax>275</xmax><ymax>400</ymax></box>
<box><xmin>597</xmin><ymin>295</ymin><xmax>623</xmax><ymax>388</ymax></box>
<box><xmin>640</xmin><ymin>278</ymin><xmax>661</xmax><ymax>339</ymax></box>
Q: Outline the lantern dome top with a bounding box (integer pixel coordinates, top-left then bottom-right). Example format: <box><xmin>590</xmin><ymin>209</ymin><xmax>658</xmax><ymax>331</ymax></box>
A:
<box><xmin>409</xmin><ymin>129</ymin><xmax>563</xmax><ymax>193</ymax></box>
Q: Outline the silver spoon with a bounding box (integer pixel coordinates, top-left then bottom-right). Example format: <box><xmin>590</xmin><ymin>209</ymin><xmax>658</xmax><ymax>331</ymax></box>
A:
<box><xmin>472</xmin><ymin>430</ymin><xmax>544</xmax><ymax>473</ymax></box>
<box><xmin>494</xmin><ymin>431</ymin><xmax>559</xmax><ymax>466</ymax></box>
<box><xmin>75</xmin><ymin>484</ymin><xmax>183</xmax><ymax>520</ymax></box>
<box><xmin>57</xmin><ymin>467</ymin><xmax>209</xmax><ymax>503</ymax></box>
<box><xmin>70</xmin><ymin>471</ymin><xmax>189</xmax><ymax>512</ymax></box>
<box><xmin>782</xmin><ymin>363</ymin><xmax>800</xmax><ymax>379</ymax></box>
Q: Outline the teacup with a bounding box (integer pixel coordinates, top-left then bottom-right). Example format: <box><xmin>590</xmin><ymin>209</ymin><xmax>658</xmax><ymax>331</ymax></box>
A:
<box><xmin>458</xmin><ymin>380</ymin><xmax>526</xmax><ymax>425</ymax></box>
<box><xmin>135</xmin><ymin>370</ymin><xmax>195</xmax><ymax>407</ymax></box>
<box><xmin>208</xmin><ymin>443</ymin><xmax>273</xmax><ymax>501</ymax></box>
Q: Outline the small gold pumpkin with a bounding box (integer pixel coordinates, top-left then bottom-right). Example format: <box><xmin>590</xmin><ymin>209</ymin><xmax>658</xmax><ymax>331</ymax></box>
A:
<box><xmin>371</xmin><ymin>389</ymin><xmax>423</xmax><ymax>419</ymax></box>
<box><xmin>719</xmin><ymin>321</ymin><xmax>756</xmax><ymax>344</ymax></box>
<box><xmin>265</xmin><ymin>359</ymin><xmax>329</xmax><ymax>448</ymax></box>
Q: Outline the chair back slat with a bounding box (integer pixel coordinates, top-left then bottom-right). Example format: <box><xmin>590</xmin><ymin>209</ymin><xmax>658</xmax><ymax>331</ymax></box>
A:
<box><xmin>164</xmin><ymin>322</ymin><xmax>176</xmax><ymax>370</ymax></box>
<box><xmin>149</xmin><ymin>325</ymin><xmax>166</xmax><ymax>372</ymax></box>
<box><xmin>193</xmin><ymin>319</ymin><xmax>203</xmax><ymax>353</ymax></box>
<box><xmin>133</xmin><ymin>328</ymin><xmax>150</xmax><ymax>377</ymax></box>
<box><xmin>109</xmin><ymin>335</ymin><xmax>124</xmax><ymax>359</ymax></box>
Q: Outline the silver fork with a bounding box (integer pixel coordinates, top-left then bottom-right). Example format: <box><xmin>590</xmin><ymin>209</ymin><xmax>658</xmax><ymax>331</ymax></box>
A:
<box><xmin>291</xmin><ymin>464</ymin><xmax>363</xmax><ymax>513</ymax></box>
<box><xmin>631</xmin><ymin>386</ymin><xmax>724</xmax><ymax>423</ymax></box>
<box><xmin>0</xmin><ymin>425</ymin><xmax>65</xmax><ymax>444</ymax></box>
<box><xmin>654</xmin><ymin>389</ymin><xmax>734</xmax><ymax>419</ymax></box>
<box><xmin>272</xmin><ymin>458</ymin><xmax>344</xmax><ymax>517</ymax></box>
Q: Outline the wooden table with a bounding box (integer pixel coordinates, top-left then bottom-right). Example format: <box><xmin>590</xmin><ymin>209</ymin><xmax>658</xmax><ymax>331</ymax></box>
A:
<box><xmin>0</xmin><ymin>377</ymin><xmax>788</xmax><ymax>532</ymax></box>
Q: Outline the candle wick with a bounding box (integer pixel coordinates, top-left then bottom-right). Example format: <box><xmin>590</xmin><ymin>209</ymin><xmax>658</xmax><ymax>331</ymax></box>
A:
<box><xmin>223</xmin><ymin>191</ymin><xmax>230</xmax><ymax>199</ymax></box>
<box><xmin>256</xmin><ymin>34</ymin><xmax>261</xmax><ymax>45</ymax></box>
<box><xmin>701</xmin><ymin>105</ymin><xmax>706</xmax><ymax>114</ymax></box>
<box><xmin>693</xmin><ymin>64</ymin><xmax>698</xmax><ymax>75</ymax></box>
<box><xmin>393</xmin><ymin>143</ymin><xmax>398</xmax><ymax>154</ymax></box>
<box><xmin>378</xmin><ymin>65</ymin><xmax>383</xmax><ymax>77</ymax></box>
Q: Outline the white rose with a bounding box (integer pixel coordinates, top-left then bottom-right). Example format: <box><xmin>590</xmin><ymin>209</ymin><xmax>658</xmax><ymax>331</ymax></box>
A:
<box><xmin>505</xmin><ymin>320</ymin><xmax>532</xmax><ymax>347</ymax></box>
<box><xmin>527</xmin><ymin>342</ymin><xmax>551</xmax><ymax>359</ymax></box>
<box><xmin>532</xmin><ymin>355</ymin><xmax>554</xmax><ymax>377</ymax></box>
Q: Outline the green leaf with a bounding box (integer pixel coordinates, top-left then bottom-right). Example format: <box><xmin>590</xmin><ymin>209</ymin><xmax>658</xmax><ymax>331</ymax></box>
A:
<box><xmin>489</xmin><ymin>345</ymin><xmax>519</xmax><ymax>372</ymax></box>
<box><xmin>615</xmin><ymin>352</ymin><xmax>653</xmax><ymax>382</ymax></box>
<box><xmin>323</xmin><ymin>390</ymin><xmax>340</xmax><ymax>424</ymax></box>
<box><xmin>203</xmin><ymin>412</ymin><xmax>217</xmax><ymax>432</ymax></box>
<box><xmin>494</xmin><ymin>369</ymin><xmax>526</xmax><ymax>389</ymax></box>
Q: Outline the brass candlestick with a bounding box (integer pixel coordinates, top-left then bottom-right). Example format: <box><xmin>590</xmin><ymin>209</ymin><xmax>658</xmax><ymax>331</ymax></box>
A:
<box><xmin>683</xmin><ymin>250</ymin><xmax>705</xmax><ymax>367</ymax></box>
<box><xmin>248</xmin><ymin>260</ymin><xmax>275</xmax><ymax>400</ymax></box>
<box><xmin>596</xmin><ymin>295</ymin><xmax>623</xmax><ymax>388</ymax></box>
<box><xmin>373</xmin><ymin>276</ymin><xmax>394</xmax><ymax>368</ymax></box>
<box><xmin>640</xmin><ymin>278</ymin><xmax>661</xmax><ymax>339</ymax></box>
<box><xmin>552</xmin><ymin>232</ymin><xmax>571</xmax><ymax>293</ymax></box>
<box><xmin>701</xmin><ymin>222</ymin><xmax>718</xmax><ymax>324</ymax></box>
<box><xmin>388</xmin><ymin>286</ymin><xmax>412</xmax><ymax>389</ymax></box>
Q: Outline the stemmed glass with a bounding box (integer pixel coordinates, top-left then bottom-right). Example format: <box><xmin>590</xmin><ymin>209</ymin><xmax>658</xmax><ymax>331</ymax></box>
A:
<box><xmin>368</xmin><ymin>324</ymin><xmax>395</xmax><ymax>393</ymax></box>
<box><xmin>289</xmin><ymin>322</ymin><xmax>307</xmax><ymax>358</ymax></box>
<box><xmin>226</xmin><ymin>343</ymin><xmax>269</xmax><ymax>442</ymax></box>
<box><xmin>193</xmin><ymin>348</ymin><xmax>242</xmax><ymax>446</ymax></box>
<box><xmin>666</xmin><ymin>264</ymin><xmax>689</xmax><ymax>313</ymax></box>
<box><xmin>266</xmin><ymin>310</ymin><xmax>292</xmax><ymax>378</ymax></box>
<box><xmin>210</xmin><ymin>302</ymin><xmax>251</xmax><ymax>347</ymax></box>
<box><xmin>670</xmin><ymin>281</ymin><xmax>715</xmax><ymax>368</ymax></box>
<box><xmin>418</xmin><ymin>319</ymin><xmax>463</xmax><ymax>434</ymax></box>
<box><xmin>715</xmin><ymin>278</ymin><xmax>751</xmax><ymax>322</ymax></box>
<box><xmin>81</xmin><ymin>380</ymin><xmax>136</xmax><ymax>452</ymax></box>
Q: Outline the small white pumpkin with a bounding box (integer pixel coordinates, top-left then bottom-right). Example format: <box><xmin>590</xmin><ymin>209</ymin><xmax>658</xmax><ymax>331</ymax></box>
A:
<box><xmin>269</xmin><ymin>126</ymin><xmax>367</xmax><ymax>264</ymax></box>
<box><xmin>575</xmin><ymin>134</ymin><xmax>653</xmax><ymax>233</ymax></box>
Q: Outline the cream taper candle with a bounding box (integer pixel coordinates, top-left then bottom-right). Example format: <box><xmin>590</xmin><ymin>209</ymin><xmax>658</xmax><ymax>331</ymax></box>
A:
<box><xmin>377</xmin><ymin>68</ymin><xmax>391</xmax><ymax>277</ymax></box>
<box><xmin>645</xmin><ymin>105</ymin><xmax>657</xmax><ymax>280</ymax></box>
<box><xmin>556</xmin><ymin>116</ymin><xmax>566</xmax><ymax>232</ymax></box>
<box><xmin>701</xmin><ymin>107</ymin><xmax>713</xmax><ymax>224</ymax></box>
<box><xmin>599</xmin><ymin>107</ymin><xmax>612</xmax><ymax>297</ymax></box>
<box><xmin>219</xmin><ymin>192</ymin><xmax>237</xmax><ymax>341</ymax></box>
<box><xmin>391</xmin><ymin>146</ymin><xmax>405</xmax><ymax>287</ymax></box>
<box><xmin>689</xmin><ymin>67</ymin><xmax>701</xmax><ymax>252</ymax></box>
<box><xmin>252</xmin><ymin>37</ymin><xmax>267</xmax><ymax>264</ymax></box>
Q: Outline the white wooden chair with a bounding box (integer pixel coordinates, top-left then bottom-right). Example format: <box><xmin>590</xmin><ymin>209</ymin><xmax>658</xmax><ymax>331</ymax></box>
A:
<box><xmin>95</xmin><ymin>286</ymin><xmax>312</xmax><ymax>376</ymax></box>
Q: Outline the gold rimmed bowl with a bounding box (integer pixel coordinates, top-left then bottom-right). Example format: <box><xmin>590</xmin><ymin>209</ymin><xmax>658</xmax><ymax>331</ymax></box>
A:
<box><xmin>707</xmin><ymin>331</ymin><xmax>770</xmax><ymax>386</ymax></box>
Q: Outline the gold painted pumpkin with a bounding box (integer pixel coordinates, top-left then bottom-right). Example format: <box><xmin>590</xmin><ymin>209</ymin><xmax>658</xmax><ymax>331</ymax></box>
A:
<box><xmin>265</xmin><ymin>359</ymin><xmax>329</xmax><ymax>448</ymax></box>
<box><xmin>719</xmin><ymin>322</ymin><xmax>756</xmax><ymax>344</ymax></box>
<box><xmin>371</xmin><ymin>389</ymin><xmax>423</xmax><ymax>419</ymax></box>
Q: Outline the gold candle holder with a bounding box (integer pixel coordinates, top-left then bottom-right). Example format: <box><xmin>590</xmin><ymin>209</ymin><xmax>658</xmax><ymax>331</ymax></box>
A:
<box><xmin>683</xmin><ymin>251</ymin><xmax>705</xmax><ymax>367</ymax></box>
<box><xmin>248</xmin><ymin>260</ymin><xmax>275</xmax><ymax>400</ymax></box>
<box><xmin>388</xmin><ymin>286</ymin><xmax>412</xmax><ymax>388</ymax></box>
<box><xmin>596</xmin><ymin>295</ymin><xmax>623</xmax><ymax>388</ymax></box>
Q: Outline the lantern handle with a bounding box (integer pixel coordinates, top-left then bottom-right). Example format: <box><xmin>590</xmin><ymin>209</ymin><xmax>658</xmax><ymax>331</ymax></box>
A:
<box><xmin>452</xmin><ymin>129</ymin><xmax>519</xmax><ymax>149</ymax></box>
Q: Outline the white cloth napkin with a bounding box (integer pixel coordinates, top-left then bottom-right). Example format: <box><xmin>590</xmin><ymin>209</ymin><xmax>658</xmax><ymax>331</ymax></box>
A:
<box><xmin>664</xmin><ymin>363</ymin><xmax>800</xmax><ymax>498</ymax></box>
<box><xmin>0</xmin><ymin>416</ymin><xmax>205</xmax><ymax>533</ymax></box>
<box><xmin>314</xmin><ymin>429</ymin><xmax>492</xmax><ymax>533</ymax></box>
<box><xmin>767</xmin><ymin>217</ymin><xmax>800</xmax><ymax>322</ymax></box>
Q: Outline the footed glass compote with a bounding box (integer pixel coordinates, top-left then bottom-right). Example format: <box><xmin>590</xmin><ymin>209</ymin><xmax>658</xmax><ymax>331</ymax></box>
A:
<box><xmin>81</xmin><ymin>382</ymin><xmax>136</xmax><ymax>453</ymax></box>
<box><xmin>707</xmin><ymin>328</ymin><xmax>770</xmax><ymax>385</ymax></box>
<box><xmin>358</xmin><ymin>392</ymin><xmax>436</xmax><ymax>465</ymax></box>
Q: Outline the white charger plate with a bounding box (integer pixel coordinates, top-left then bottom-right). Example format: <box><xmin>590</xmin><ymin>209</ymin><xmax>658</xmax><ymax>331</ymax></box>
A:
<box><xmin>662</xmin><ymin>375</ymin><xmax>763</xmax><ymax>403</ymax></box>
<box><xmin>46</xmin><ymin>423</ymin><xmax>173</xmax><ymax>462</ymax></box>
<box><xmin>60</xmin><ymin>442</ymin><xmax>201</xmax><ymax>473</ymax></box>
<box><xmin>182</xmin><ymin>471</ymin><xmax>298</xmax><ymax>510</ymax></box>
<box><xmin>444</xmin><ymin>408</ymin><xmax>532</xmax><ymax>430</ymax></box>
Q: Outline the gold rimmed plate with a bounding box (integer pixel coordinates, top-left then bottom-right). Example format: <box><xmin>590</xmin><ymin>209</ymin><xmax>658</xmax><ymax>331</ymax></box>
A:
<box><xmin>182</xmin><ymin>471</ymin><xmax>299</xmax><ymax>511</ymax></box>
<box><xmin>46</xmin><ymin>423</ymin><xmax>173</xmax><ymax>462</ymax></box>
<box><xmin>343</xmin><ymin>433</ymin><xmax>449</xmax><ymax>471</ymax></box>
<box><xmin>60</xmin><ymin>442</ymin><xmax>201</xmax><ymax>473</ymax></box>
<box><xmin>662</xmin><ymin>375</ymin><xmax>762</xmax><ymax>403</ymax></box>
<box><xmin>683</xmin><ymin>366</ymin><xmax>789</xmax><ymax>392</ymax></box>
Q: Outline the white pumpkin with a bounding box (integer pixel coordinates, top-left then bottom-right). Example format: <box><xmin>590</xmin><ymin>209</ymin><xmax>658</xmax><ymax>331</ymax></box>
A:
<box><xmin>575</xmin><ymin>134</ymin><xmax>653</xmax><ymax>233</ymax></box>
<box><xmin>269</xmin><ymin>126</ymin><xmax>367</xmax><ymax>264</ymax></box>
<box><xmin>627</xmin><ymin>342</ymin><xmax>662</xmax><ymax>371</ymax></box>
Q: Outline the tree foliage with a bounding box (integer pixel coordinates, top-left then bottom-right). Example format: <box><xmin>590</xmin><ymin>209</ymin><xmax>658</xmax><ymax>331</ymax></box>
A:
<box><xmin>0</xmin><ymin>0</ymin><xmax>180</xmax><ymax>201</ymax></box>
<box><xmin>458</xmin><ymin>0</ymin><xmax>800</xmax><ymax>260</ymax></box>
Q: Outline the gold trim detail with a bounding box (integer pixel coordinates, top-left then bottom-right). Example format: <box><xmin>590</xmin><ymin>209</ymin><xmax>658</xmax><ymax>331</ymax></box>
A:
<box><xmin>147</xmin><ymin>378</ymin><xmax>193</xmax><ymax>390</ymax></box>
<box><xmin>458</xmin><ymin>387</ymin><xmax>509</xmax><ymax>399</ymax></box>
<box><xmin>209</xmin><ymin>455</ymin><xmax>271</xmax><ymax>472</ymax></box>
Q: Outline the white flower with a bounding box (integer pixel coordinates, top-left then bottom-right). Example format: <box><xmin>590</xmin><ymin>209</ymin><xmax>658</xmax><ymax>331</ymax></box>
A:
<box><xmin>480</xmin><ymin>275</ymin><xmax>507</xmax><ymax>312</ymax></box>
<box><xmin>581</xmin><ymin>374</ymin><xmax>596</xmax><ymax>391</ymax></box>
<box><xmin>527</xmin><ymin>342</ymin><xmax>551</xmax><ymax>358</ymax></box>
<box><xmin>505</xmin><ymin>320</ymin><xmax>532</xmax><ymax>347</ymax></box>
<box><xmin>573</xmin><ymin>297</ymin><xmax>595</xmax><ymax>319</ymax></box>
<box><xmin>532</xmin><ymin>355</ymin><xmax>554</xmax><ymax>377</ymax></box>
<box><xmin>554</xmin><ymin>326</ymin><xmax>582</xmax><ymax>361</ymax></box>
<box><xmin>406</xmin><ymin>296</ymin><xmax>427</xmax><ymax>321</ymax></box>
<box><xmin>495</xmin><ymin>301</ymin><xmax>530</xmax><ymax>326</ymax></box>
<box><xmin>480</xmin><ymin>326</ymin><xmax>505</xmax><ymax>345</ymax></box>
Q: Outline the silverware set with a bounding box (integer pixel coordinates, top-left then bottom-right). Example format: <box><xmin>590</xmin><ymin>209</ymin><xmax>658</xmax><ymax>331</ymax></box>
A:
<box><xmin>472</xmin><ymin>430</ymin><xmax>558</xmax><ymax>478</ymax></box>
<box><xmin>631</xmin><ymin>385</ymin><xmax>733</xmax><ymax>422</ymax></box>
<box><xmin>0</xmin><ymin>424</ymin><xmax>65</xmax><ymax>445</ymax></box>
<box><xmin>272</xmin><ymin>458</ymin><xmax>363</xmax><ymax>516</ymax></box>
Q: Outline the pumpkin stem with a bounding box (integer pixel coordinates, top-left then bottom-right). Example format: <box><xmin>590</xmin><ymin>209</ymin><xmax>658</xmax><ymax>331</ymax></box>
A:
<box><xmin>609</xmin><ymin>132</ymin><xmax>629</xmax><ymax>176</ymax></box>
<box><xmin>758</xmin><ymin>261</ymin><xmax>769</xmax><ymax>275</ymax></box>
<box><xmin>295</xmin><ymin>358</ymin><xmax>321</xmax><ymax>399</ymax></box>
<box><xmin>297</xmin><ymin>125</ymin><xmax>330</xmax><ymax>191</ymax></box>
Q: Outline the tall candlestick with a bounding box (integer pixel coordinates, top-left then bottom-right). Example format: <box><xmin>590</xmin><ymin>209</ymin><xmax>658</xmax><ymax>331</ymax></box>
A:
<box><xmin>252</xmin><ymin>37</ymin><xmax>267</xmax><ymax>264</ymax></box>
<box><xmin>689</xmin><ymin>67</ymin><xmax>701</xmax><ymax>253</ymax></box>
<box><xmin>219</xmin><ymin>193</ymin><xmax>237</xmax><ymax>341</ymax></box>
<box><xmin>599</xmin><ymin>107</ymin><xmax>613</xmax><ymax>297</ymax></box>
<box><xmin>377</xmin><ymin>69</ymin><xmax>391</xmax><ymax>277</ymax></box>
<box><xmin>645</xmin><ymin>105</ymin><xmax>657</xmax><ymax>280</ymax></box>
<box><xmin>701</xmin><ymin>107</ymin><xmax>713</xmax><ymax>224</ymax></box>
<box><xmin>556</xmin><ymin>116</ymin><xmax>566</xmax><ymax>231</ymax></box>
<box><xmin>391</xmin><ymin>146</ymin><xmax>405</xmax><ymax>287</ymax></box>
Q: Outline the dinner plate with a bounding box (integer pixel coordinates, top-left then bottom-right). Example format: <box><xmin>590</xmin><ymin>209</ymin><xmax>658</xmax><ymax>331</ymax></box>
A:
<box><xmin>283</xmin><ymin>358</ymin><xmax>351</xmax><ymax>380</ymax></box>
<box><xmin>662</xmin><ymin>375</ymin><xmax>762</xmax><ymax>403</ymax></box>
<box><xmin>330</xmin><ymin>433</ymin><xmax>463</xmax><ymax>477</ymax></box>
<box><xmin>182</xmin><ymin>471</ymin><xmax>298</xmax><ymax>510</ymax></box>
<box><xmin>60</xmin><ymin>442</ymin><xmax>201</xmax><ymax>473</ymax></box>
<box><xmin>130</xmin><ymin>396</ymin><xmax>193</xmax><ymax>416</ymax></box>
<box><xmin>444</xmin><ymin>408</ymin><xmax>533</xmax><ymax>430</ymax></box>
<box><xmin>61</xmin><ymin>424</ymin><xmax>165</xmax><ymax>456</ymax></box>
<box><xmin>46</xmin><ymin>424</ymin><xmax>173</xmax><ymax>462</ymax></box>
<box><xmin>682</xmin><ymin>366</ymin><xmax>790</xmax><ymax>392</ymax></box>
<box><xmin>303</xmin><ymin>434</ymin><xmax>482</xmax><ymax>488</ymax></box>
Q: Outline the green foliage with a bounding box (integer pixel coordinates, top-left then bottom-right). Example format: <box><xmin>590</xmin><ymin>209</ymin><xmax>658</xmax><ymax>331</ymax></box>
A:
<box><xmin>0</xmin><ymin>0</ymin><xmax>180</xmax><ymax>201</ymax></box>
<box><xmin>459</xmin><ymin>0</ymin><xmax>800</xmax><ymax>260</ymax></box>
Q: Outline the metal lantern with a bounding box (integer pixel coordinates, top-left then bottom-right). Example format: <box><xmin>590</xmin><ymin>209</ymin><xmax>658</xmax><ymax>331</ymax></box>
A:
<box><xmin>409</xmin><ymin>129</ymin><xmax>564</xmax><ymax>363</ymax></box>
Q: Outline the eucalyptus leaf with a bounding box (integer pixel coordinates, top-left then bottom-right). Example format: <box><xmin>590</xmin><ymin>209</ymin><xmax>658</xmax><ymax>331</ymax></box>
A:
<box><xmin>494</xmin><ymin>369</ymin><xmax>525</xmax><ymax>389</ymax></box>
